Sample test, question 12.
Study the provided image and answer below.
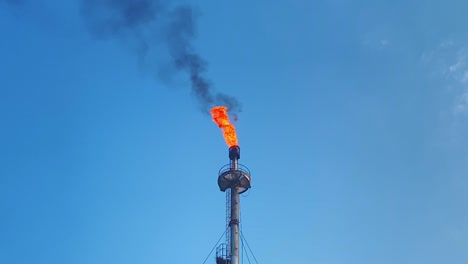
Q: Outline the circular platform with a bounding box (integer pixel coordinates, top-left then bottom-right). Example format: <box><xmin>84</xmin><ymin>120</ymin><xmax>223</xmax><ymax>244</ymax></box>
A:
<box><xmin>217</xmin><ymin>164</ymin><xmax>251</xmax><ymax>193</ymax></box>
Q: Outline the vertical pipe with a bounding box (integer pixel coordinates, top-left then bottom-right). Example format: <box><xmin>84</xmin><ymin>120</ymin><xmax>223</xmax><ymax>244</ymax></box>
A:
<box><xmin>229</xmin><ymin>146</ymin><xmax>240</xmax><ymax>171</ymax></box>
<box><xmin>225</xmin><ymin>189</ymin><xmax>231</xmax><ymax>259</ymax></box>
<box><xmin>228</xmin><ymin>146</ymin><xmax>241</xmax><ymax>264</ymax></box>
<box><xmin>230</xmin><ymin>185</ymin><xmax>240</xmax><ymax>264</ymax></box>
<box><xmin>230</xmin><ymin>158</ymin><xmax>238</xmax><ymax>170</ymax></box>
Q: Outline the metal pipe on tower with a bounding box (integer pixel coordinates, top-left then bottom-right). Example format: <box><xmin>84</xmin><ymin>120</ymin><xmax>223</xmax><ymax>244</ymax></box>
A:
<box><xmin>229</xmin><ymin>146</ymin><xmax>240</xmax><ymax>264</ymax></box>
<box><xmin>217</xmin><ymin>146</ymin><xmax>251</xmax><ymax>264</ymax></box>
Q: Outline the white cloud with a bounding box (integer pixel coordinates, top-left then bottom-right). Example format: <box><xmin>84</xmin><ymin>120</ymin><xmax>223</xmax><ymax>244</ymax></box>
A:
<box><xmin>449</xmin><ymin>48</ymin><xmax>468</xmax><ymax>79</ymax></box>
<box><xmin>449</xmin><ymin>61</ymin><xmax>464</xmax><ymax>72</ymax></box>
<box><xmin>361</xmin><ymin>29</ymin><xmax>391</xmax><ymax>50</ymax></box>
<box><xmin>454</xmin><ymin>90</ymin><xmax>468</xmax><ymax>114</ymax></box>
<box><xmin>380</xmin><ymin>39</ymin><xmax>389</xmax><ymax>46</ymax></box>
<box><xmin>461</xmin><ymin>71</ymin><xmax>468</xmax><ymax>83</ymax></box>
<box><xmin>440</xmin><ymin>40</ymin><xmax>455</xmax><ymax>48</ymax></box>
<box><xmin>423</xmin><ymin>40</ymin><xmax>468</xmax><ymax>115</ymax></box>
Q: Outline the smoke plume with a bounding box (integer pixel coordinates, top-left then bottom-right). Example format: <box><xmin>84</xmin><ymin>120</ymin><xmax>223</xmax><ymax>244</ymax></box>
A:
<box><xmin>80</xmin><ymin>0</ymin><xmax>241</xmax><ymax>114</ymax></box>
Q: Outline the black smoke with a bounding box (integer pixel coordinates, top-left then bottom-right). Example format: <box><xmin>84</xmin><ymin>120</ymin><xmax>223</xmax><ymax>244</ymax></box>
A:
<box><xmin>80</xmin><ymin>0</ymin><xmax>241</xmax><ymax>114</ymax></box>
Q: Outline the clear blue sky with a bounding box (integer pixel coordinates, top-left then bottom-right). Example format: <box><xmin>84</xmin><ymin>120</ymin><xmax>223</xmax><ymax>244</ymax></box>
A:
<box><xmin>1</xmin><ymin>1</ymin><xmax>468</xmax><ymax>263</ymax></box>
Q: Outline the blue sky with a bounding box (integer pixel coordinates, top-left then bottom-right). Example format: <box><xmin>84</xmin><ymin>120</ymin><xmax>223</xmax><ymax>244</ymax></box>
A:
<box><xmin>1</xmin><ymin>1</ymin><xmax>467</xmax><ymax>263</ymax></box>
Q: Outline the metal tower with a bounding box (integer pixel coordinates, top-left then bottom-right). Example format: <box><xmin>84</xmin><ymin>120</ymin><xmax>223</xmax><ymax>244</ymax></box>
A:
<box><xmin>216</xmin><ymin>146</ymin><xmax>251</xmax><ymax>264</ymax></box>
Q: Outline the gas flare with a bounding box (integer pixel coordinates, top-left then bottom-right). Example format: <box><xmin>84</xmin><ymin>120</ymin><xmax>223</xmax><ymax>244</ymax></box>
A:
<box><xmin>211</xmin><ymin>106</ymin><xmax>238</xmax><ymax>147</ymax></box>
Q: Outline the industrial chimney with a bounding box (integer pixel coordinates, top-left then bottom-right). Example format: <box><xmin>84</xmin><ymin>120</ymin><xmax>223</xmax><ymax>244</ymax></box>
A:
<box><xmin>216</xmin><ymin>146</ymin><xmax>251</xmax><ymax>264</ymax></box>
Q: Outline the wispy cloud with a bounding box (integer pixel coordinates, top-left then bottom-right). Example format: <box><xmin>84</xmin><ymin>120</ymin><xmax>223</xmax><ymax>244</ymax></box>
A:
<box><xmin>380</xmin><ymin>39</ymin><xmax>389</xmax><ymax>46</ymax></box>
<box><xmin>454</xmin><ymin>91</ymin><xmax>468</xmax><ymax>114</ymax></box>
<box><xmin>361</xmin><ymin>26</ymin><xmax>392</xmax><ymax>50</ymax></box>
<box><xmin>448</xmin><ymin>48</ymin><xmax>468</xmax><ymax>80</ymax></box>
<box><xmin>449</xmin><ymin>48</ymin><xmax>468</xmax><ymax>115</ymax></box>
<box><xmin>362</xmin><ymin>37</ymin><xmax>391</xmax><ymax>50</ymax></box>
<box><xmin>422</xmin><ymin>40</ymin><xmax>468</xmax><ymax>115</ymax></box>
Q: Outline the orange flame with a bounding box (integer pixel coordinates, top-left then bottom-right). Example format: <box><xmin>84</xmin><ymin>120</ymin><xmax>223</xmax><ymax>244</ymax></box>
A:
<box><xmin>210</xmin><ymin>106</ymin><xmax>238</xmax><ymax>147</ymax></box>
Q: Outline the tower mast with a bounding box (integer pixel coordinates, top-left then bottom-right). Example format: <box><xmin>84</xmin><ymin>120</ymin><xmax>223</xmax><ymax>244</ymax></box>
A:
<box><xmin>216</xmin><ymin>146</ymin><xmax>251</xmax><ymax>264</ymax></box>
